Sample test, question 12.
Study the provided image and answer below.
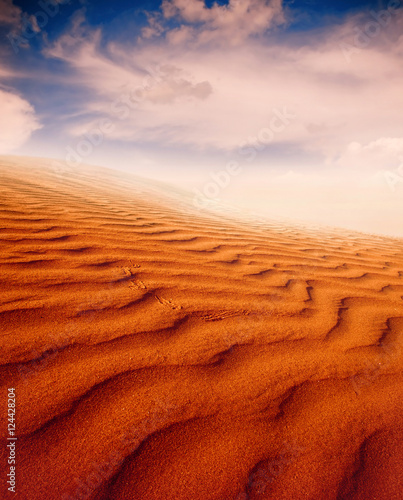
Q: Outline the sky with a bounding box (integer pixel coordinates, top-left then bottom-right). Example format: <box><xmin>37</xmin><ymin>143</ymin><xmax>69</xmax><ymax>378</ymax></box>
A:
<box><xmin>1</xmin><ymin>0</ymin><xmax>403</xmax><ymax>236</ymax></box>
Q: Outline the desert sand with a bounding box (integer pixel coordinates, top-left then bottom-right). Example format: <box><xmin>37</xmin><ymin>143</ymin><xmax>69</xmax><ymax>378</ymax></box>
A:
<box><xmin>0</xmin><ymin>156</ymin><xmax>403</xmax><ymax>500</ymax></box>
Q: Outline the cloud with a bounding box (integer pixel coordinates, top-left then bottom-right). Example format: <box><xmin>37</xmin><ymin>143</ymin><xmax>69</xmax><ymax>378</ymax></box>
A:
<box><xmin>135</xmin><ymin>65</ymin><xmax>212</xmax><ymax>104</ymax></box>
<box><xmin>41</xmin><ymin>2</ymin><xmax>403</xmax><ymax>162</ymax></box>
<box><xmin>143</xmin><ymin>0</ymin><xmax>286</xmax><ymax>45</ymax></box>
<box><xmin>0</xmin><ymin>87</ymin><xmax>42</xmax><ymax>153</ymax></box>
<box><xmin>1</xmin><ymin>0</ymin><xmax>76</xmax><ymax>54</ymax></box>
<box><xmin>336</xmin><ymin>137</ymin><xmax>403</xmax><ymax>171</ymax></box>
<box><xmin>0</xmin><ymin>0</ymin><xmax>21</xmax><ymax>27</ymax></box>
<box><xmin>141</xmin><ymin>11</ymin><xmax>165</xmax><ymax>39</ymax></box>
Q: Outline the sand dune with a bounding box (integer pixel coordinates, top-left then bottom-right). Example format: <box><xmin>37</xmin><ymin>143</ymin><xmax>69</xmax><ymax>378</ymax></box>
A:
<box><xmin>0</xmin><ymin>156</ymin><xmax>403</xmax><ymax>500</ymax></box>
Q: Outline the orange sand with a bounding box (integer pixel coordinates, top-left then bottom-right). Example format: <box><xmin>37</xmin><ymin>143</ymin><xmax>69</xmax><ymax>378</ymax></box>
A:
<box><xmin>0</xmin><ymin>156</ymin><xmax>402</xmax><ymax>500</ymax></box>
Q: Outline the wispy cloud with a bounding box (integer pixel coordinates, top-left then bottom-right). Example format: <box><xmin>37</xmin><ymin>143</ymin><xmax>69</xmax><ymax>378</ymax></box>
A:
<box><xmin>2</xmin><ymin>0</ymin><xmax>403</xmax><ymax>177</ymax></box>
<box><xmin>40</xmin><ymin>2</ymin><xmax>403</xmax><ymax>160</ymax></box>
<box><xmin>0</xmin><ymin>0</ymin><xmax>22</xmax><ymax>28</ymax></box>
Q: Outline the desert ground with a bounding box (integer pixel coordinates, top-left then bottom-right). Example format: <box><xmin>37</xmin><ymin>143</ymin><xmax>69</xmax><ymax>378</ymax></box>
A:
<box><xmin>0</xmin><ymin>156</ymin><xmax>403</xmax><ymax>500</ymax></box>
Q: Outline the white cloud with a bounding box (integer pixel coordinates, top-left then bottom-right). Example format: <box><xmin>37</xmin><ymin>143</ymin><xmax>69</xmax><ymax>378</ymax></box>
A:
<box><xmin>336</xmin><ymin>137</ymin><xmax>403</xmax><ymax>171</ymax></box>
<box><xmin>134</xmin><ymin>65</ymin><xmax>212</xmax><ymax>104</ymax></box>
<box><xmin>41</xmin><ymin>2</ymin><xmax>403</xmax><ymax>163</ymax></box>
<box><xmin>0</xmin><ymin>87</ymin><xmax>42</xmax><ymax>153</ymax></box>
<box><xmin>156</xmin><ymin>0</ymin><xmax>286</xmax><ymax>45</ymax></box>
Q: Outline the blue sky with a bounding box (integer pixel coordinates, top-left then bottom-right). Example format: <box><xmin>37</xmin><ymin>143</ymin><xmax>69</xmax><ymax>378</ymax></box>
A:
<box><xmin>1</xmin><ymin>0</ymin><xmax>403</xmax><ymax>235</ymax></box>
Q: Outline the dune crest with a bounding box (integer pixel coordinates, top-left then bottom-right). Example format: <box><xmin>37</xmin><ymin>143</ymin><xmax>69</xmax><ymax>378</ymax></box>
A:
<box><xmin>0</xmin><ymin>157</ymin><xmax>402</xmax><ymax>500</ymax></box>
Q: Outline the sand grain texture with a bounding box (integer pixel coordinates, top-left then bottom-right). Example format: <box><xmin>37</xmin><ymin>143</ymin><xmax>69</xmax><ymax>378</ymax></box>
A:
<box><xmin>0</xmin><ymin>157</ymin><xmax>402</xmax><ymax>500</ymax></box>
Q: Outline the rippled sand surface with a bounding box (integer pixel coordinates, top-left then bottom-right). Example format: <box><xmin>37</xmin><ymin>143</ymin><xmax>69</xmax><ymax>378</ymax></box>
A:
<box><xmin>0</xmin><ymin>157</ymin><xmax>402</xmax><ymax>500</ymax></box>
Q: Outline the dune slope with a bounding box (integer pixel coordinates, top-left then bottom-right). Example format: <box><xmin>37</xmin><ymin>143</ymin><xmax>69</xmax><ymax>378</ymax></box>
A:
<box><xmin>0</xmin><ymin>157</ymin><xmax>403</xmax><ymax>500</ymax></box>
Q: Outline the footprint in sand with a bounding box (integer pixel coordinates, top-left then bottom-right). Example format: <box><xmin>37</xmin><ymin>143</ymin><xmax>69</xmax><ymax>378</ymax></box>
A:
<box><xmin>129</xmin><ymin>280</ymin><xmax>147</xmax><ymax>290</ymax></box>
<box><xmin>121</xmin><ymin>261</ymin><xmax>141</xmax><ymax>277</ymax></box>
<box><xmin>155</xmin><ymin>295</ymin><xmax>182</xmax><ymax>310</ymax></box>
<box><xmin>122</xmin><ymin>266</ymin><xmax>133</xmax><ymax>277</ymax></box>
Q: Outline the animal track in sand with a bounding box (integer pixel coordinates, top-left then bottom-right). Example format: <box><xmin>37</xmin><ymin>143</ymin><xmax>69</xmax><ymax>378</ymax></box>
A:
<box><xmin>121</xmin><ymin>261</ymin><xmax>141</xmax><ymax>277</ymax></box>
<box><xmin>197</xmin><ymin>310</ymin><xmax>251</xmax><ymax>322</ymax></box>
<box><xmin>2</xmin><ymin>159</ymin><xmax>403</xmax><ymax>500</ymax></box>
<box><xmin>129</xmin><ymin>260</ymin><xmax>141</xmax><ymax>268</ymax></box>
<box><xmin>154</xmin><ymin>295</ymin><xmax>182</xmax><ymax>310</ymax></box>
<box><xmin>129</xmin><ymin>280</ymin><xmax>147</xmax><ymax>290</ymax></box>
<box><xmin>121</xmin><ymin>266</ymin><xmax>133</xmax><ymax>277</ymax></box>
